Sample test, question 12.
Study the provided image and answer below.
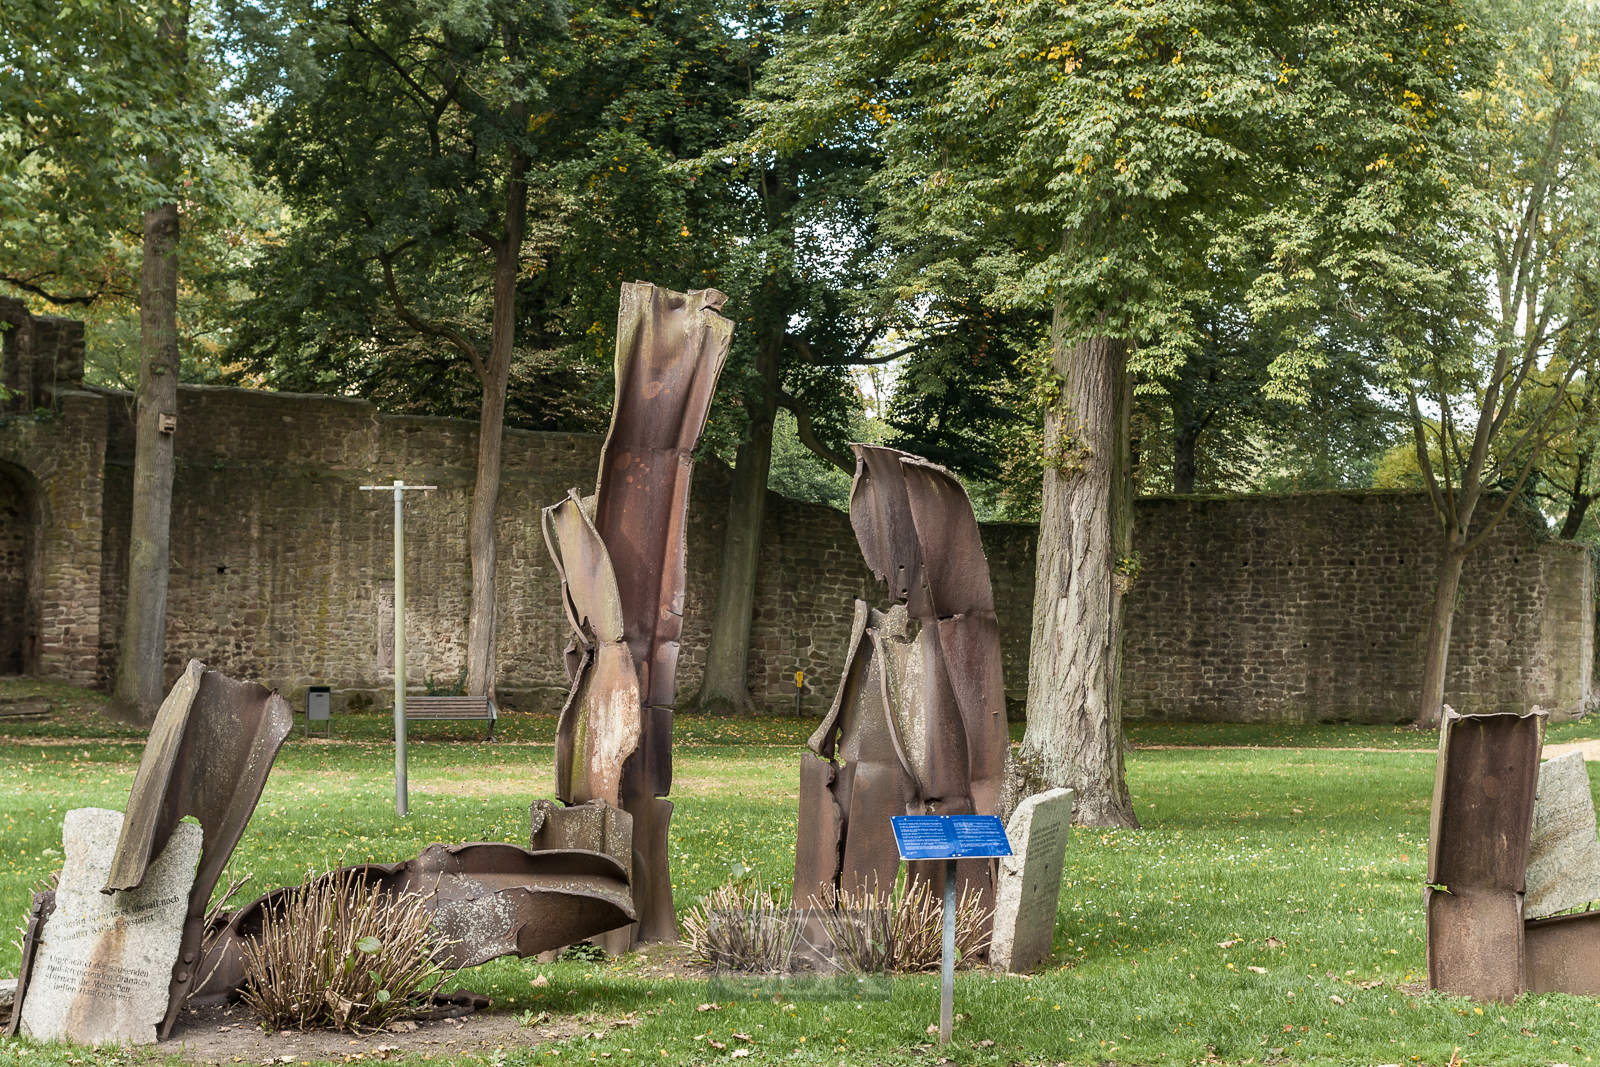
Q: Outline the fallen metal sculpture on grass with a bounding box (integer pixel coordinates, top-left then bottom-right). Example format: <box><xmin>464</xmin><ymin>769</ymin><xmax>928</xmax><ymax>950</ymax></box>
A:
<box><xmin>794</xmin><ymin>446</ymin><xmax>1009</xmax><ymax>927</ymax></box>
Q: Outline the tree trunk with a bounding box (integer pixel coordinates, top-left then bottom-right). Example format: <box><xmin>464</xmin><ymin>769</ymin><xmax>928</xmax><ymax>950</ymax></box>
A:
<box><xmin>1559</xmin><ymin>448</ymin><xmax>1593</xmax><ymax>539</ymax></box>
<box><xmin>463</xmin><ymin>126</ymin><xmax>528</xmax><ymax>703</ymax></box>
<box><xmin>695</xmin><ymin>335</ymin><xmax>781</xmax><ymax>715</ymax></box>
<box><xmin>1172</xmin><ymin>409</ymin><xmax>1200</xmax><ymax>495</ymax></box>
<box><xmin>1415</xmin><ymin>545</ymin><xmax>1466</xmax><ymax>728</ymax></box>
<box><xmin>111</xmin><ymin>201</ymin><xmax>181</xmax><ymax>724</ymax></box>
<box><xmin>1011</xmin><ymin>326</ymin><xmax>1140</xmax><ymax>828</ymax></box>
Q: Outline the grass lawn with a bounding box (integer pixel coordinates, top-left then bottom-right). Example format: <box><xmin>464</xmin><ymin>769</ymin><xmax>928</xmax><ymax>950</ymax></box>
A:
<box><xmin>2</xmin><ymin>680</ymin><xmax>1599</xmax><ymax>1067</ymax></box>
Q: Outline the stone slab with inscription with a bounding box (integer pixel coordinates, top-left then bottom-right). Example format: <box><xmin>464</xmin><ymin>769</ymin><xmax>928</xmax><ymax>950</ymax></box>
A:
<box><xmin>991</xmin><ymin>788</ymin><xmax>1074</xmax><ymax>973</ymax></box>
<box><xmin>1526</xmin><ymin>752</ymin><xmax>1600</xmax><ymax>919</ymax></box>
<box><xmin>19</xmin><ymin>807</ymin><xmax>200</xmax><ymax>1045</ymax></box>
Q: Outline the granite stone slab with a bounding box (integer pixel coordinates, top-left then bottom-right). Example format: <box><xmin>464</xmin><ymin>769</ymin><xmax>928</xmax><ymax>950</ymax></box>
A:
<box><xmin>19</xmin><ymin>808</ymin><xmax>201</xmax><ymax>1045</ymax></box>
<box><xmin>991</xmin><ymin>788</ymin><xmax>1073</xmax><ymax>973</ymax></box>
<box><xmin>1526</xmin><ymin>752</ymin><xmax>1600</xmax><ymax>920</ymax></box>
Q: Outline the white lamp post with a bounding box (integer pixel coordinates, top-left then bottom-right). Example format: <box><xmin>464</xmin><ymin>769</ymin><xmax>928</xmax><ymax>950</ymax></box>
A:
<box><xmin>360</xmin><ymin>478</ymin><xmax>436</xmax><ymax>816</ymax></box>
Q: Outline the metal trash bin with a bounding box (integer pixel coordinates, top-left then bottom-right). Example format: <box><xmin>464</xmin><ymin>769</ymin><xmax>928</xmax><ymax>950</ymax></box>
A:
<box><xmin>306</xmin><ymin>686</ymin><xmax>332</xmax><ymax>738</ymax></box>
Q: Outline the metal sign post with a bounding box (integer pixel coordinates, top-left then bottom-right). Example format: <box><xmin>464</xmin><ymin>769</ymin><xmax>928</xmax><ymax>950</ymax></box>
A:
<box><xmin>892</xmin><ymin>814</ymin><xmax>1013</xmax><ymax>1045</ymax></box>
<box><xmin>360</xmin><ymin>479</ymin><xmax>436</xmax><ymax>816</ymax></box>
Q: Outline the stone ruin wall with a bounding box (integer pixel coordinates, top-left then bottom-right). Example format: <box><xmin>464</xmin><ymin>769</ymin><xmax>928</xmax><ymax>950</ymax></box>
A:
<box><xmin>0</xmin><ymin>319</ymin><xmax>1591</xmax><ymax>721</ymax></box>
<box><xmin>78</xmin><ymin>384</ymin><xmax>884</xmax><ymax>715</ymax></box>
<box><xmin>1120</xmin><ymin>494</ymin><xmax>1594</xmax><ymax>722</ymax></box>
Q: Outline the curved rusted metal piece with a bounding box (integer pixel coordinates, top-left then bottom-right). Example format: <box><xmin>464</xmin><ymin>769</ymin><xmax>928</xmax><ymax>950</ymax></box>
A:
<box><xmin>596</xmin><ymin>283</ymin><xmax>733</xmax><ymax>713</ymax></box>
<box><xmin>900</xmin><ymin>457</ymin><xmax>1009</xmax><ymax>826</ymax></box>
<box><xmin>95</xmin><ymin>660</ymin><xmax>295</xmax><ymax>1040</ymax></box>
<box><xmin>543</xmin><ymin>282</ymin><xmax>732</xmax><ymax>947</ymax></box>
<box><xmin>1426</xmin><ymin>708</ymin><xmax>1544</xmax><ymax>1002</ymax></box>
<box><xmin>191</xmin><ymin>837</ymin><xmax>636</xmax><ymax>1005</ymax></box>
<box><xmin>796</xmin><ymin>448</ymin><xmax>1007</xmax><ymax>924</ymax></box>
<box><xmin>543</xmin><ymin>492</ymin><xmax>641</xmax><ymax>806</ymax></box>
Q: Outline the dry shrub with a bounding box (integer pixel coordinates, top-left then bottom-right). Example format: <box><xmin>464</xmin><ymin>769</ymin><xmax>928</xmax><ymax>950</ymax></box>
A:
<box><xmin>814</xmin><ymin>874</ymin><xmax>992</xmax><ymax>973</ymax></box>
<box><xmin>240</xmin><ymin>868</ymin><xmax>450</xmax><ymax>1031</ymax></box>
<box><xmin>682</xmin><ymin>878</ymin><xmax>800</xmax><ymax>973</ymax></box>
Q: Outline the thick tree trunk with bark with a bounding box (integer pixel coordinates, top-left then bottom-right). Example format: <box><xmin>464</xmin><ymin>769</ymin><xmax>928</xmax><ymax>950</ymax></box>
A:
<box><xmin>463</xmin><ymin>115</ymin><xmax>528</xmax><ymax>702</ymax></box>
<box><xmin>111</xmin><ymin>201</ymin><xmax>181</xmax><ymax>724</ymax></box>
<box><xmin>1011</xmin><ymin>328</ymin><xmax>1140</xmax><ymax>828</ymax></box>
<box><xmin>1416</xmin><ymin>546</ymin><xmax>1466</xmax><ymax>728</ymax></box>
<box><xmin>695</xmin><ymin>335</ymin><xmax>781</xmax><ymax>715</ymax></box>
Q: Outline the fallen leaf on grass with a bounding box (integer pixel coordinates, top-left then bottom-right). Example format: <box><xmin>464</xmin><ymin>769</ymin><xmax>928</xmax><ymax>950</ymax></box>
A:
<box><xmin>972</xmin><ymin>1040</ymin><xmax>995</xmax><ymax>1048</ymax></box>
<box><xmin>732</xmin><ymin>1033</ymin><xmax>753</xmax><ymax>1043</ymax></box>
<box><xmin>1218</xmin><ymin>939</ymin><xmax>1242</xmax><ymax>949</ymax></box>
<box><xmin>1264</xmin><ymin>937</ymin><xmax>1285</xmax><ymax>949</ymax></box>
<box><xmin>1330</xmin><ymin>995</ymin><xmax>1346</xmax><ymax>1006</ymax></box>
<box><xmin>531</xmin><ymin>975</ymin><xmax>549</xmax><ymax>987</ymax></box>
<box><xmin>697</xmin><ymin>1003</ymin><xmax>721</xmax><ymax>1012</ymax></box>
<box><xmin>730</xmin><ymin>1050</ymin><xmax>751</xmax><ymax>1059</ymax></box>
<box><xmin>1247</xmin><ymin>966</ymin><xmax>1267</xmax><ymax>974</ymax></box>
<box><xmin>709</xmin><ymin>1041</ymin><xmax>726</xmax><ymax>1050</ymax></box>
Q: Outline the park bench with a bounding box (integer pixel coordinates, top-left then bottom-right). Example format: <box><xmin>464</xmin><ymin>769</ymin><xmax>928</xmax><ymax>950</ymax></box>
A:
<box><xmin>403</xmin><ymin>695</ymin><xmax>497</xmax><ymax>741</ymax></box>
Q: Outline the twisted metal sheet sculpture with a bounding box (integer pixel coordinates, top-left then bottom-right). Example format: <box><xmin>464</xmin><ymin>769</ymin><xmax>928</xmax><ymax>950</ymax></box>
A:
<box><xmin>794</xmin><ymin>446</ymin><xmax>1009</xmax><ymax>922</ymax></box>
<box><xmin>543</xmin><ymin>282</ymin><xmax>733</xmax><ymax>945</ymax></box>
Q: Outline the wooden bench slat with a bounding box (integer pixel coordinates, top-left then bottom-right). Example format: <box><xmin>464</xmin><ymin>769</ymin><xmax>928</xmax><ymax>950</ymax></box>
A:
<box><xmin>402</xmin><ymin>695</ymin><xmax>497</xmax><ymax>739</ymax></box>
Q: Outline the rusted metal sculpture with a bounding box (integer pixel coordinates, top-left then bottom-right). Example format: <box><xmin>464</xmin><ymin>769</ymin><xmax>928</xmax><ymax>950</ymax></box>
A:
<box><xmin>544</xmin><ymin>282</ymin><xmax>732</xmax><ymax>947</ymax></box>
<box><xmin>191</xmin><ymin>809</ymin><xmax>635</xmax><ymax>1002</ymax></box>
<box><xmin>794</xmin><ymin>446</ymin><xmax>1008</xmax><ymax>923</ymax></box>
<box><xmin>1425</xmin><ymin>708</ymin><xmax>1545</xmax><ymax>1002</ymax></box>
<box><xmin>1422</xmin><ymin>707</ymin><xmax>1600</xmax><ymax>1001</ymax></box>
<box><xmin>7</xmin><ymin>660</ymin><xmax>294</xmax><ymax>1040</ymax></box>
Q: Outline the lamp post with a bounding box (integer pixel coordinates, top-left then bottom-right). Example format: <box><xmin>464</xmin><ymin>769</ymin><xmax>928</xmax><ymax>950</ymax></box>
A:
<box><xmin>360</xmin><ymin>478</ymin><xmax>436</xmax><ymax>816</ymax></box>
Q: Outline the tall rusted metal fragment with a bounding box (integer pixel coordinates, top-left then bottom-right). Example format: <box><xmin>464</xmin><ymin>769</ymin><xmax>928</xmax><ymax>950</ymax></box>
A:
<box><xmin>543</xmin><ymin>282</ymin><xmax>732</xmax><ymax>948</ymax></box>
<box><xmin>97</xmin><ymin>660</ymin><xmax>294</xmax><ymax>1040</ymax></box>
<box><xmin>1426</xmin><ymin>708</ymin><xmax>1545</xmax><ymax>1003</ymax></box>
<box><xmin>795</xmin><ymin>447</ymin><xmax>1007</xmax><ymax>928</ymax></box>
<box><xmin>192</xmin><ymin>837</ymin><xmax>636</xmax><ymax>1003</ymax></box>
<box><xmin>543</xmin><ymin>492</ymin><xmax>641</xmax><ymax>807</ymax></box>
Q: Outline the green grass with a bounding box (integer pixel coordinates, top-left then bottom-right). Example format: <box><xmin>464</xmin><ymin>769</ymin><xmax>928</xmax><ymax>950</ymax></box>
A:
<box><xmin>3</xmin><ymin>681</ymin><xmax>1600</xmax><ymax>1066</ymax></box>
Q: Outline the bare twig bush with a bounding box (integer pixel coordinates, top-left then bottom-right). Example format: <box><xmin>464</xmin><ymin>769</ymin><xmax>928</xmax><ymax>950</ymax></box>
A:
<box><xmin>682</xmin><ymin>877</ymin><xmax>800</xmax><ymax>973</ymax></box>
<box><xmin>814</xmin><ymin>874</ymin><xmax>992</xmax><ymax>973</ymax></box>
<box><xmin>811</xmin><ymin>880</ymin><xmax>894</xmax><ymax>973</ymax></box>
<box><xmin>240</xmin><ymin>868</ymin><xmax>450</xmax><ymax>1031</ymax></box>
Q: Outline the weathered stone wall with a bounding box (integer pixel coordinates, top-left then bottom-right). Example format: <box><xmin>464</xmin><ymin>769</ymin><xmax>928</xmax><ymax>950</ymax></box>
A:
<box><xmin>1121</xmin><ymin>493</ymin><xmax>1595</xmax><ymax>722</ymax></box>
<box><xmin>1</xmin><ymin>320</ymin><xmax>1592</xmax><ymax>722</ymax></box>
<box><xmin>0</xmin><ymin>465</ymin><xmax>28</xmax><ymax>674</ymax></box>
<box><xmin>0</xmin><ymin>394</ymin><xmax>108</xmax><ymax>684</ymax></box>
<box><xmin>80</xmin><ymin>384</ymin><xmax>882</xmax><ymax>713</ymax></box>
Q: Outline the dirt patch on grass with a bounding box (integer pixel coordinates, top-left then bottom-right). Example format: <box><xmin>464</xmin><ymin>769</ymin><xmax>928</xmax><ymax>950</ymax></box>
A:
<box><xmin>147</xmin><ymin>1002</ymin><xmax>594</xmax><ymax>1065</ymax></box>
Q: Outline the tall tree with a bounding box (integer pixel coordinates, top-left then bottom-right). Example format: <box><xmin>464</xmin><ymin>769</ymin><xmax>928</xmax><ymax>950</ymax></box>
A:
<box><xmin>230</xmin><ymin>0</ymin><xmax>573</xmax><ymax>701</ymax></box>
<box><xmin>752</xmin><ymin>0</ymin><xmax>1488</xmax><ymax>821</ymax></box>
<box><xmin>2</xmin><ymin>0</ymin><xmax>225</xmax><ymax>718</ymax></box>
<box><xmin>1387</xmin><ymin>0</ymin><xmax>1600</xmax><ymax>728</ymax></box>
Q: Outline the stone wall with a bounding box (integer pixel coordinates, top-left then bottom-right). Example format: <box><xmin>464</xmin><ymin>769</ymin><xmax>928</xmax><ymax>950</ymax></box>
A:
<box><xmin>80</xmin><ymin>383</ymin><xmax>881</xmax><ymax>713</ymax></box>
<box><xmin>0</xmin><ymin>465</ymin><xmax>28</xmax><ymax>674</ymax></box>
<box><xmin>0</xmin><ymin>394</ymin><xmax>108</xmax><ymax>684</ymax></box>
<box><xmin>1</xmin><ymin>305</ymin><xmax>1592</xmax><ymax>721</ymax></box>
<box><xmin>1121</xmin><ymin>493</ymin><xmax>1595</xmax><ymax>722</ymax></box>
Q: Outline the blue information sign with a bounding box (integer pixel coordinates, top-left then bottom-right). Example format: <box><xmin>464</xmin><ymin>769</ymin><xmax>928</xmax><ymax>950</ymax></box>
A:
<box><xmin>891</xmin><ymin>815</ymin><xmax>1013</xmax><ymax>861</ymax></box>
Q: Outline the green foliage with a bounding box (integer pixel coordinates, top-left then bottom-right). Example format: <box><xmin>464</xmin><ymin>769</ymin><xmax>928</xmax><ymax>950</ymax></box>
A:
<box><xmin>0</xmin><ymin>0</ymin><xmax>269</xmax><ymax>383</ymax></box>
<box><xmin>751</xmin><ymin>0</ymin><xmax>1488</xmax><ymax>396</ymax></box>
<box><xmin>1380</xmin><ymin>0</ymin><xmax>1600</xmax><ymax>548</ymax></box>
<box><xmin>0</xmin><ymin>0</ymin><xmax>224</xmax><ymax>302</ymax></box>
